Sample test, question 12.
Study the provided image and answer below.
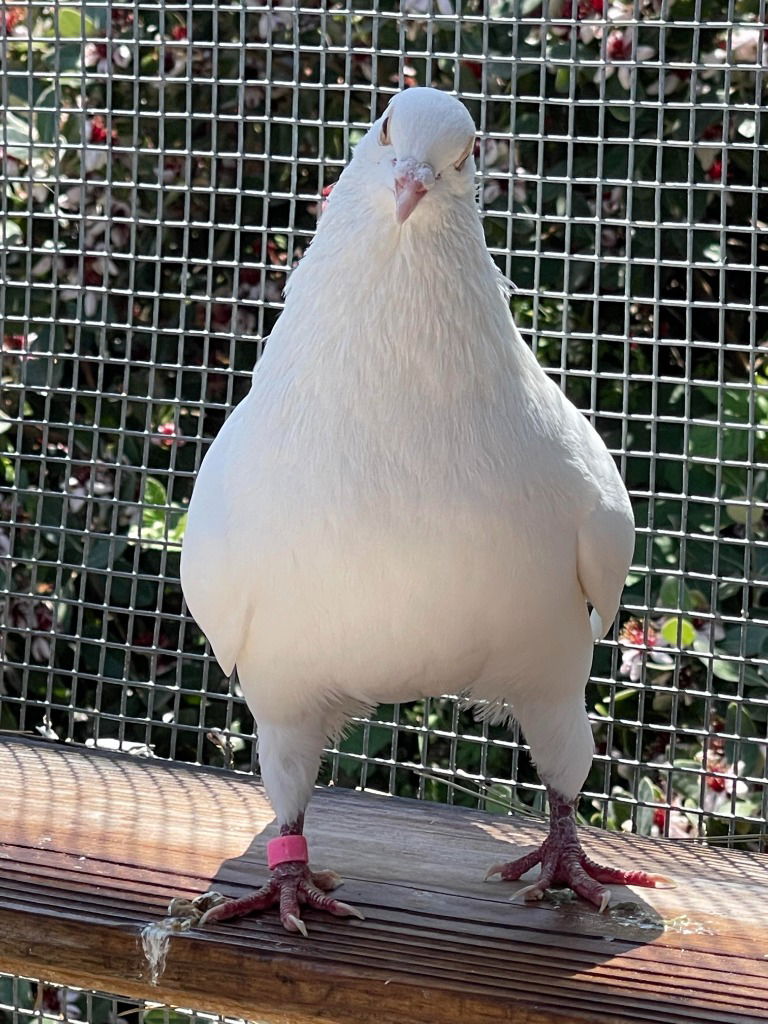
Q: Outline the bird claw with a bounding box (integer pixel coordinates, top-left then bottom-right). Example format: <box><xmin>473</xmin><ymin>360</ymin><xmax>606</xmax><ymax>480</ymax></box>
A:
<box><xmin>483</xmin><ymin>863</ymin><xmax>506</xmax><ymax>881</ymax></box>
<box><xmin>197</xmin><ymin>862</ymin><xmax>363</xmax><ymax>934</ymax></box>
<box><xmin>509</xmin><ymin>882</ymin><xmax>545</xmax><ymax>904</ymax></box>
<box><xmin>645</xmin><ymin>873</ymin><xmax>676</xmax><ymax>889</ymax></box>
<box><xmin>285</xmin><ymin>913</ymin><xmax>309</xmax><ymax>938</ymax></box>
<box><xmin>332</xmin><ymin>901</ymin><xmax>365</xmax><ymax>920</ymax></box>
<box><xmin>488</xmin><ymin>790</ymin><xmax>673</xmax><ymax>912</ymax></box>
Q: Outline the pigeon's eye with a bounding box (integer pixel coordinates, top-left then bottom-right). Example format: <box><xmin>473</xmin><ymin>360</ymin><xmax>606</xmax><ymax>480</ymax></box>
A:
<box><xmin>379</xmin><ymin>116</ymin><xmax>391</xmax><ymax>146</ymax></box>
<box><xmin>454</xmin><ymin>137</ymin><xmax>475</xmax><ymax>171</ymax></box>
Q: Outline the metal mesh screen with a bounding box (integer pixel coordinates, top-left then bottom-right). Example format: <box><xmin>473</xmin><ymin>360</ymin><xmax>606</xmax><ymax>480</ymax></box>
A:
<box><xmin>1</xmin><ymin>0</ymin><xmax>767</xmax><ymax>858</ymax></box>
<box><xmin>0</xmin><ymin>973</ymin><xmax>257</xmax><ymax>1024</ymax></box>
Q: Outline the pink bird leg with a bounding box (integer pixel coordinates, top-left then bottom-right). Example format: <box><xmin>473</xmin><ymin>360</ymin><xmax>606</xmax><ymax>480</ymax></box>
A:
<box><xmin>199</xmin><ymin>817</ymin><xmax>363</xmax><ymax>935</ymax></box>
<box><xmin>486</xmin><ymin>788</ymin><xmax>675</xmax><ymax>912</ymax></box>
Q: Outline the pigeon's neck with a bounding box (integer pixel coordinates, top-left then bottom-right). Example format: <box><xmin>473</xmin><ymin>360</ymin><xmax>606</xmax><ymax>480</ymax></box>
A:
<box><xmin>274</xmin><ymin>189</ymin><xmax>535</xmax><ymax>393</ymax></box>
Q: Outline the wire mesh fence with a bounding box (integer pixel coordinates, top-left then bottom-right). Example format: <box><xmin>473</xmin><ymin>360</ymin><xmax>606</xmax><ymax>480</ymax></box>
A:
<box><xmin>1</xmin><ymin>0</ymin><xmax>767</xmax><ymax>901</ymax></box>
<box><xmin>0</xmin><ymin>973</ymin><xmax>255</xmax><ymax>1024</ymax></box>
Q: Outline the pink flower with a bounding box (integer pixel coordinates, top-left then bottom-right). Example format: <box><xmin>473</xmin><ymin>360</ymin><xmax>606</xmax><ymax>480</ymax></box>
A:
<box><xmin>710</xmin><ymin>27</ymin><xmax>768</xmax><ymax>66</ymax></box>
<box><xmin>1</xmin><ymin>147</ymin><xmax>22</xmax><ymax>178</ymax></box>
<box><xmin>8</xmin><ymin>599</ymin><xmax>53</xmax><ymax>662</ymax></box>
<box><xmin>84</xmin><ymin>116</ymin><xmax>117</xmax><ymax>172</ymax></box>
<box><xmin>84</xmin><ymin>41</ymin><xmax>131</xmax><ymax>72</ymax></box>
<box><xmin>402</xmin><ymin>64</ymin><xmax>419</xmax><ymax>88</ymax></box>
<box><xmin>2</xmin><ymin>6</ymin><xmax>27</xmax><ymax>36</ymax></box>
<box><xmin>152</xmin><ymin>422</ymin><xmax>186</xmax><ymax>448</ymax></box>
<box><xmin>550</xmin><ymin>0</ymin><xmax>606</xmax><ymax>44</ymax></box>
<box><xmin>696</xmin><ymin>122</ymin><xmax>723</xmax><ymax>172</ymax></box>
<box><xmin>707</xmin><ymin>158</ymin><xmax>724</xmax><ymax>181</ymax></box>
<box><xmin>697</xmin><ymin>751</ymin><xmax>749</xmax><ymax>811</ymax></box>
<box><xmin>651</xmin><ymin>802</ymin><xmax>696</xmax><ymax>839</ymax></box>
<box><xmin>402</xmin><ymin>0</ymin><xmax>454</xmax><ymax>15</ymax></box>
<box><xmin>64</xmin><ymin>466</ymin><xmax>114</xmax><ymax>513</ymax></box>
<box><xmin>618</xmin><ymin>618</ymin><xmax>674</xmax><ymax>682</ymax></box>
<box><xmin>163</xmin><ymin>156</ymin><xmax>185</xmax><ymax>184</ymax></box>
<box><xmin>87</xmin><ymin>115</ymin><xmax>112</xmax><ymax>145</ymax></box>
<box><xmin>3</xmin><ymin>333</ymin><xmax>27</xmax><ymax>352</ymax></box>
<box><xmin>461</xmin><ymin>60</ymin><xmax>483</xmax><ymax>81</ymax></box>
<box><xmin>254</xmin><ymin>0</ymin><xmax>294</xmax><ymax>37</ymax></box>
<box><xmin>61</xmin><ymin>254</ymin><xmax>119</xmax><ymax>316</ymax></box>
<box><xmin>597</xmin><ymin>28</ymin><xmax>655</xmax><ymax>89</ymax></box>
<box><xmin>39</xmin><ymin>987</ymin><xmax>81</xmax><ymax>1019</ymax></box>
<box><xmin>31</xmin><ymin>635</ymin><xmax>51</xmax><ymax>663</ymax></box>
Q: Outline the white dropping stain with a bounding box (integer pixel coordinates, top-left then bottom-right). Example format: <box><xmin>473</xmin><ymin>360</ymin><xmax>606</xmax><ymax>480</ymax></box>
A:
<box><xmin>140</xmin><ymin>919</ymin><xmax>190</xmax><ymax>985</ymax></box>
<box><xmin>607</xmin><ymin>901</ymin><xmax>661</xmax><ymax>931</ymax></box>
<box><xmin>663</xmin><ymin>914</ymin><xmax>715</xmax><ymax>936</ymax></box>
<box><xmin>140</xmin><ymin>892</ymin><xmax>227</xmax><ymax>985</ymax></box>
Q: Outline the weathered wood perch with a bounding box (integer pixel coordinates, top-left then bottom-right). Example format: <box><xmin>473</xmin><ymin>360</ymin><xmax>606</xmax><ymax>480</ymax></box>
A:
<box><xmin>0</xmin><ymin>735</ymin><xmax>766</xmax><ymax>1023</ymax></box>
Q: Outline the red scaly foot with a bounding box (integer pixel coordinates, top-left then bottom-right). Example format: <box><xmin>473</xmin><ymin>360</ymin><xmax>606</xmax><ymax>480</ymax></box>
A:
<box><xmin>485</xmin><ymin>789</ymin><xmax>675</xmax><ymax>912</ymax></box>
<box><xmin>199</xmin><ymin>828</ymin><xmax>364</xmax><ymax>936</ymax></box>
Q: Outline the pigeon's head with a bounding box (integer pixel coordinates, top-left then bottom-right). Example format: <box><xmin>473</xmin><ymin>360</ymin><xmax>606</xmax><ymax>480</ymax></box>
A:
<box><xmin>359</xmin><ymin>88</ymin><xmax>477</xmax><ymax>225</ymax></box>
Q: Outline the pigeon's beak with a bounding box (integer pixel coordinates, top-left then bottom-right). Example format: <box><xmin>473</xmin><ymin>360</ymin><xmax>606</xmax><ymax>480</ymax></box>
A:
<box><xmin>393</xmin><ymin>159</ymin><xmax>435</xmax><ymax>224</ymax></box>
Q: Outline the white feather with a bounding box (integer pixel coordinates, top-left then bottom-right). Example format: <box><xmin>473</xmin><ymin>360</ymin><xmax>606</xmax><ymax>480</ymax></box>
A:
<box><xmin>181</xmin><ymin>88</ymin><xmax>635</xmax><ymax>820</ymax></box>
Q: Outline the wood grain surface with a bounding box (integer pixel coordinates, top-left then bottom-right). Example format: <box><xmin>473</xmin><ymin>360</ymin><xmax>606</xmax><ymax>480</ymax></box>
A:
<box><xmin>0</xmin><ymin>736</ymin><xmax>766</xmax><ymax>1024</ymax></box>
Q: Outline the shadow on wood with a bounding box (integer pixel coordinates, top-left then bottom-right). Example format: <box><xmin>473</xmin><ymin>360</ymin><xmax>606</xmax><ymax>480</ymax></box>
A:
<box><xmin>0</xmin><ymin>736</ymin><xmax>766</xmax><ymax>1024</ymax></box>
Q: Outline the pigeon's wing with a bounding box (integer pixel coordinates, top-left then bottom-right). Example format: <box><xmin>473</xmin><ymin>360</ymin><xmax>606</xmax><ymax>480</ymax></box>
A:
<box><xmin>180</xmin><ymin>510</ymin><xmax>246</xmax><ymax>676</ymax></box>
<box><xmin>577</xmin><ymin>500</ymin><xmax>635</xmax><ymax>640</ymax></box>
<box><xmin>180</xmin><ymin>421</ymin><xmax>250</xmax><ymax>676</ymax></box>
<box><xmin>573</xmin><ymin>419</ymin><xmax>635</xmax><ymax>641</ymax></box>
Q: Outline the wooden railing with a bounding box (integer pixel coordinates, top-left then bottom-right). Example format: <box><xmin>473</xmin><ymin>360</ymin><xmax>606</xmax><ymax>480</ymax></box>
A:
<box><xmin>1</xmin><ymin>736</ymin><xmax>766</xmax><ymax>1023</ymax></box>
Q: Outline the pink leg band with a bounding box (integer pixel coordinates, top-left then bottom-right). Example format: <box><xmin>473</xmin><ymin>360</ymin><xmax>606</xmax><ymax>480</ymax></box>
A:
<box><xmin>267</xmin><ymin>834</ymin><xmax>309</xmax><ymax>870</ymax></box>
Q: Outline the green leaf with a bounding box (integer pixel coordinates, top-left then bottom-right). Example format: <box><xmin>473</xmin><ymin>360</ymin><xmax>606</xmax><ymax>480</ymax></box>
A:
<box><xmin>606</xmin><ymin>787</ymin><xmax>633</xmax><ymax>830</ymax></box>
<box><xmin>338</xmin><ymin>718</ymin><xmax>393</xmax><ymax>760</ymax></box>
<box><xmin>2</xmin><ymin>108</ymin><xmax>37</xmax><ymax>160</ymax></box>
<box><xmin>35</xmin><ymin>84</ymin><xmax>61</xmax><ymax>147</ymax></box>
<box><xmin>720</xmin><ymin>623</ymin><xmax>768</xmax><ymax>657</ymax></box>
<box><xmin>85</xmin><ymin>3</ymin><xmax>109</xmax><ymax>30</ymax></box>
<box><xmin>21</xmin><ymin>324</ymin><xmax>66</xmax><ymax>390</ymax></box>
<box><xmin>635</xmin><ymin>776</ymin><xmax>658</xmax><ymax>836</ymax></box>
<box><xmin>0</xmin><ymin>972</ymin><xmax>34</xmax><ymax>1010</ymax></box>
<box><xmin>168</xmin><ymin>511</ymin><xmax>188</xmax><ymax>544</ymax></box>
<box><xmin>484</xmin><ymin>782</ymin><xmax>513</xmax><ymax>815</ymax></box>
<box><xmin>657</xmin><ymin>575</ymin><xmax>701</xmax><ymax>612</ymax></box>
<box><xmin>710</xmin><ymin>657</ymin><xmax>742</xmax><ymax>682</ymax></box>
<box><xmin>143</xmin><ymin>1010</ymin><xmax>194</xmax><ymax>1024</ymax></box>
<box><xmin>669</xmin><ymin>759</ymin><xmax>703</xmax><ymax>803</ymax></box>
<box><xmin>0</xmin><ymin>457</ymin><xmax>14</xmax><ymax>484</ymax></box>
<box><xmin>57</xmin><ymin>6</ymin><xmax>99</xmax><ymax>38</ymax></box>
<box><xmin>725</xmin><ymin>500</ymin><xmax>763</xmax><ymax>527</ymax></box>
<box><xmin>83</xmin><ymin>535</ymin><xmax>130</xmax><ymax>570</ymax></box>
<box><xmin>513</xmin><ymin>0</ymin><xmax>544</xmax><ymax>14</ymax></box>
<box><xmin>724</xmin><ymin>703</ymin><xmax>764</xmax><ymax>776</ymax></box>
<box><xmin>660</xmin><ymin>617</ymin><xmax>697</xmax><ymax>648</ymax></box>
<box><xmin>144</xmin><ymin>476</ymin><xmax>169</xmax><ymax>508</ymax></box>
<box><xmin>128</xmin><ymin>476</ymin><xmax>188</xmax><ymax>550</ymax></box>
<box><xmin>0</xmin><ymin>219</ymin><xmax>23</xmax><ymax>244</ymax></box>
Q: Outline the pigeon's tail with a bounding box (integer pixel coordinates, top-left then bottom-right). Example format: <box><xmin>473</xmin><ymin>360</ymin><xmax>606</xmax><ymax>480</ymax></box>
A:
<box><xmin>589</xmin><ymin>608</ymin><xmax>605</xmax><ymax>642</ymax></box>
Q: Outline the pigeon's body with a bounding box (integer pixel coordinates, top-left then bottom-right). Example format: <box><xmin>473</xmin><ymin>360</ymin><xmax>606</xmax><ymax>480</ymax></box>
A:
<box><xmin>182</xmin><ymin>88</ymin><xmax>667</xmax><ymax>932</ymax></box>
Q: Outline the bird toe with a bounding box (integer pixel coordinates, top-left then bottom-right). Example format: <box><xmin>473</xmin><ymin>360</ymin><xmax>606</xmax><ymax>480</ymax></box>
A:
<box><xmin>284</xmin><ymin>912</ymin><xmax>309</xmax><ymax>937</ymax></box>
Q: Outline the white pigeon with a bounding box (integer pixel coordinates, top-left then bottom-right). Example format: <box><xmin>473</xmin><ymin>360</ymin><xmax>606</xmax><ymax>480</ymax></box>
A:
<box><xmin>181</xmin><ymin>87</ymin><xmax>671</xmax><ymax>935</ymax></box>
